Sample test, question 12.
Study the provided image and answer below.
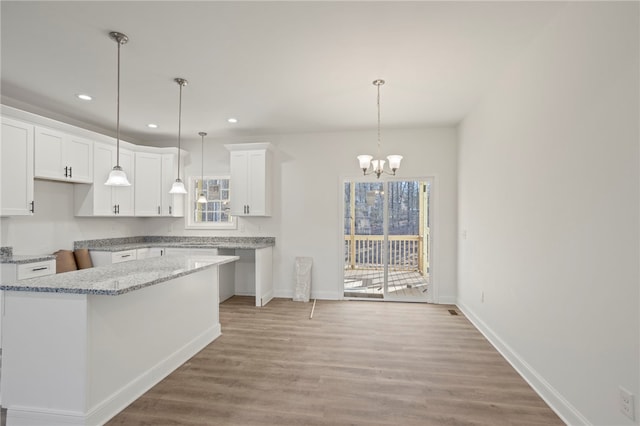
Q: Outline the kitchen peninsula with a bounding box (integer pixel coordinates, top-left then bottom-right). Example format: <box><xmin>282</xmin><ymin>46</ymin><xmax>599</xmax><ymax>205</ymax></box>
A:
<box><xmin>0</xmin><ymin>253</ymin><xmax>238</xmax><ymax>426</ymax></box>
<box><xmin>76</xmin><ymin>236</ymin><xmax>275</xmax><ymax>307</ymax></box>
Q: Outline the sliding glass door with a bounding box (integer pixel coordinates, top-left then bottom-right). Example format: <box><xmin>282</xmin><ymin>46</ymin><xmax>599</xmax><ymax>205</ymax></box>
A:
<box><xmin>343</xmin><ymin>179</ymin><xmax>431</xmax><ymax>301</ymax></box>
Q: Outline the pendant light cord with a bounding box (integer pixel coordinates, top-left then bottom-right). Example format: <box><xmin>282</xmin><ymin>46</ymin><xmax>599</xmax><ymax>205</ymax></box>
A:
<box><xmin>177</xmin><ymin>82</ymin><xmax>183</xmax><ymax>179</ymax></box>
<box><xmin>201</xmin><ymin>134</ymin><xmax>204</xmax><ymax>183</ymax></box>
<box><xmin>115</xmin><ymin>37</ymin><xmax>121</xmax><ymax>168</ymax></box>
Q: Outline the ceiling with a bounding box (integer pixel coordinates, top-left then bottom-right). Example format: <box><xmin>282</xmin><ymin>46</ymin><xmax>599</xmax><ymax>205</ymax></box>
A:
<box><xmin>1</xmin><ymin>1</ymin><xmax>564</xmax><ymax>146</ymax></box>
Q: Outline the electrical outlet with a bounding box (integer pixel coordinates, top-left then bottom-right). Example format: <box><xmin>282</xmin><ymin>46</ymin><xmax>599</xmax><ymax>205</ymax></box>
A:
<box><xmin>620</xmin><ymin>387</ymin><xmax>635</xmax><ymax>420</ymax></box>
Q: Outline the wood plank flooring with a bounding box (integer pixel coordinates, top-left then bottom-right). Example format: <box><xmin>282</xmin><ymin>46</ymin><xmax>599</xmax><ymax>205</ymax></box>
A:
<box><xmin>107</xmin><ymin>297</ymin><xmax>563</xmax><ymax>426</ymax></box>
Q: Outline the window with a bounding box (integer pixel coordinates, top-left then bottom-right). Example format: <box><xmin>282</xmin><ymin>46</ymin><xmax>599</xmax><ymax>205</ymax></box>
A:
<box><xmin>185</xmin><ymin>176</ymin><xmax>236</xmax><ymax>229</ymax></box>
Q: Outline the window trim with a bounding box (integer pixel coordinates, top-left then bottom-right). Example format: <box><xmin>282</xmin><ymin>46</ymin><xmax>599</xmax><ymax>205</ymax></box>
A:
<box><xmin>185</xmin><ymin>175</ymin><xmax>237</xmax><ymax>230</ymax></box>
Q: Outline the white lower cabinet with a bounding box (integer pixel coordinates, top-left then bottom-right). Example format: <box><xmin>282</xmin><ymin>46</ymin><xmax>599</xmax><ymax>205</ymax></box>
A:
<box><xmin>136</xmin><ymin>247</ymin><xmax>165</xmax><ymax>259</ymax></box>
<box><xmin>75</xmin><ymin>143</ymin><xmax>135</xmax><ymax>216</ymax></box>
<box><xmin>90</xmin><ymin>249</ymin><xmax>137</xmax><ymax>267</ymax></box>
<box><xmin>1</xmin><ymin>117</ymin><xmax>34</xmax><ymax>216</ymax></box>
<box><xmin>1</xmin><ymin>258</ymin><xmax>56</xmax><ymax>350</ymax></box>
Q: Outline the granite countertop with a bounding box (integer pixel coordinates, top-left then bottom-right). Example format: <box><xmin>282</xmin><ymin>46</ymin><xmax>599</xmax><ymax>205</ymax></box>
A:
<box><xmin>0</xmin><ymin>254</ymin><xmax>238</xmax><ymax>295</ymax></box>
<box><xmin>1</xmin><ymin>254</ymin><xmax>56</xmax><ymax>264</ymax></box>
<box><xmin>77</xmin><ymin>236</ymin><xmax>275</xmax><ymax>252</ymax></box>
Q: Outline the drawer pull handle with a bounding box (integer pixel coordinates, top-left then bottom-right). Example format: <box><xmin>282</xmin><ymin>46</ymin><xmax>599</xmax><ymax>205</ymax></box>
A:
<box><xmin>32</xmin><ymin>267</ymin><xmax>48</xmax><ymax>271</ymax></box>
<box><xmin>120</xmin><ymin>254</ymin><xmax>131</xmax><ymax>258</ymax></box>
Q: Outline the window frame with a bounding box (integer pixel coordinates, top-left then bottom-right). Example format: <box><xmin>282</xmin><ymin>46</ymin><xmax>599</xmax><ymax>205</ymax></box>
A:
<box><xmin>185</xmin><ymin>175</ymin><xmax>237</xmax><ymax>230</ymax></box>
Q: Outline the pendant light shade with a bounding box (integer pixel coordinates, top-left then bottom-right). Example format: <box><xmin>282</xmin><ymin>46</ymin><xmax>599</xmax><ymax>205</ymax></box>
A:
<box><xmin>105</xmin><ymin>31</ymin><xmax>131</xmax><ymax>187</ymax></box>
<box><xmin>104</xmin><ymin>166</ymin><xmax>130</xmax><ymax>186</ymax></box>
<box><xmin>169</xmin><ymin>78</ymin><xmax>188</xmax><ymax>194</ymax></box>
<box><xmin>197</xmin><ymin>132</ymin><xmax>208</xmax><ymax>204</ymax></box>
<box><xmin>169</xmin><ymin>180</ymin><xmax>187</xmax><ymax>194</ymax></box>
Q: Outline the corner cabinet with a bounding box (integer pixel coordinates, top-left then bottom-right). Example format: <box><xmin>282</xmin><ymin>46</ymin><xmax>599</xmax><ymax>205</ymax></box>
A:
<box><xmin>34</xmin><ymin>126</ymin><xmax>93</xmax><ymax>183</ymax></box>
<box><xmin>225</xmin><ymin>143</ymin><xmax>272</xmax><ymax>217</ymax></box>
<box><xmin>74</xmin><ymin>143</ymin><xmax>135</xmax><ymax>216</ymax></box>
<box><xmin>134</xmin><ymin>152</ymin><xmax>162</xmax><ymax>216</ymax></box>
<box><xmin>1</xmin><ymin>117</ymin><xmax>34</xmax><ymax>216</ymax></box>
<box><xmin>134</xmin><ymin>151</ymin><xmax>184</xmax><ymax>217</ymax></box>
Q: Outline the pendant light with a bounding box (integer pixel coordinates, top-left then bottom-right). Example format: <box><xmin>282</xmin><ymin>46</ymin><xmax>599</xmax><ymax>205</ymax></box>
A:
<box><xmin>169</xmin><ymin>78</ymin><xmax>189</xmax><ymax>194</ymax></box>
<box><xmin>105</xmin><ymin>31</ymin><xmax>131</xmax><ymax>186</ymax></box>
<box><xmin>197</xmin><ymin>132</ymin><xmax>208</xmax><ymax>204</ymax></box>
<box><xmin>357</xmin><ymin>79</ymin><xmax>402</xmax><ymax>179</ymax></box>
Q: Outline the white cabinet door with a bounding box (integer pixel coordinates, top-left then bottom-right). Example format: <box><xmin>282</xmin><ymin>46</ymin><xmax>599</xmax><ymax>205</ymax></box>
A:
<box><xmin>74</xmin><ymin>143</ymin><xmax>134</xmax><ymax>216</ymax></box>
<box><xmin>1</xmin><ymin>117</ymin><xmax>34</xmax><ymax>216</ymax></box>
<box><xmin>135</xmin><ymin>152</ymin><xmax>162</xmax><ymax>216</ymax></box>
<box><xmin>113</xmin><ymin>148</ymin><xmax>135</xmax><ymax>216</ymax></box>
<box><xmin>65</xmin><ymin>135</ymin><xmax>93</xmax><ymax>183</ymax></box>
<box><xmin>34</xmin><ymin>127</ymin><xmax>65</xmax><ymax>180</ymax></box>
<box><xmin>161</xmin><ymin>153</ymin><xmax>184</xmax><ymax>217</ymax></box>
<box><xmin>227</xmin><ymin>144</ymin><xmax>271</xmax><ymax>216</ymax></box>
<box><xmin>247</xmin><ymin>150</ymin><xmax>268</xmax><ymax>216</ymax></box>
<box><xmin>229</xmin><ymin>151</ymin><xmax>250</xmax><ymax>216</ymax></box>
<box><xmin>34</xmin><ymin>127</ymin><xmax>93</xmax><ymax>183</ymax></box>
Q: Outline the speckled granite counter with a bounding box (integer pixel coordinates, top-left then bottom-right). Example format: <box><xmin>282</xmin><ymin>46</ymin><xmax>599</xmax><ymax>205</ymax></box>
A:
<box><xmin>75</xmin><ymin>236</ymin><xmax>275</xmax><ymax>251</ymax></box>
<box><xmin>1</xmin><ymin>245</ymin><xmax>56</xmax><ymax>264</ymax></box>
<box><xmin>0</xmin><ymin>254</ymin><xmax>238</xmax><ymax>295</ymax></box>
<box><xmin>1</xmin><ymin>254</ymin><xmax>56</xmax><ymax>264</ymax></box>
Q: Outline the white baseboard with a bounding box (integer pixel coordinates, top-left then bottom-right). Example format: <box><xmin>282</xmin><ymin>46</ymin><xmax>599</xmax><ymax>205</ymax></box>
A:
<box><xmin>6</xmin><ymin>406</ymin><xmax>86</xmax><ymax>426</ymax></box>
<box><xmin>456</xmin><ymin>300</ymin><xmax>589</xmax><ymax>426</ymax></box>
<box><xmin>437</xmin><ymin>295</ymin><xmax>457</xmax><ymax>304</ymax></box>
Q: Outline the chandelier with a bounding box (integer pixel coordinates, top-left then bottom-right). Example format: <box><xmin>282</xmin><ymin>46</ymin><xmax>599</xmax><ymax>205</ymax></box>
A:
<box><xmin>357</xmin><ymin>79</ymin><xmax>402</xmax><ymax>179</ymax></box>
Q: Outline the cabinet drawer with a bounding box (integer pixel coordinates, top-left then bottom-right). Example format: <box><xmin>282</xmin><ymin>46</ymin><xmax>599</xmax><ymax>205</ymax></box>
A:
<box><xmin>111</xmin><ymin>250</ymin><xmax>137</xmax><ymax>264</ymax></box>
<box><xmin>17</xmin><ymin>259</ymin><xmax>56</xmax><ymax>280</ymax></box>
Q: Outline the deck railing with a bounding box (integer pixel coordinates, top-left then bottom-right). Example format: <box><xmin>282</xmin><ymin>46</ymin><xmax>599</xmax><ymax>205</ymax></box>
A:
<box><xmin>344</xmin><ymin>231</ymin><xmax>429</xmax><ymax>273</ymax></box>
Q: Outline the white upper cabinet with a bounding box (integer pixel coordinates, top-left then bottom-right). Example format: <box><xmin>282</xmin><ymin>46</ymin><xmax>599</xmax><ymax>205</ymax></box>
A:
<box><xmin>225</xmin><ymin>143</ymin><xmax>272</xmax><ymax>217</ymax></box>
<box><xmin>75</xmin><ymin>143</ymin><xmax>134</xmax><ymax>216</ymax></box>
<box><xmin>134</xmin><ymin>152</ymin><xmax>162</xmax><ymax>216</ymax></box>
<box><xmin>161</xmin><ymin>153</ymin><xmax>184</xmax><ymax>217</ymax></box>
<box><xmin>34</xmin><ymin>126</ymin><xmax>93</xmax><ymax>183</ymax></box>
<box><xmin>1</xmin><ymin>117</ymin><xmax>34</xmax><ymax>216</ymax></box>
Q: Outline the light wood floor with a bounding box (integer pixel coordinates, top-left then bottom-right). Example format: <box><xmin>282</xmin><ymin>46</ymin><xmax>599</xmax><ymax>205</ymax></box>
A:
<box><xmin>107</xmin><ymin>297</ymin><xmax>563</xmax><ymax>426</ymax></box>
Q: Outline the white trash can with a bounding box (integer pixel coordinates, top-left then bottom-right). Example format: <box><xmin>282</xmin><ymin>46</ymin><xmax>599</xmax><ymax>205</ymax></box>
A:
<box><xmin>293</xmin><ymin>257</ymin><xmax>313</xmax><ymax>302</ymax></box>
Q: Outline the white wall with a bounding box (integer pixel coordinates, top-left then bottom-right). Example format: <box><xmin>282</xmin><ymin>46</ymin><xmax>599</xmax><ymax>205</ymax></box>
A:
<box><xmin>457</xmin><ymin>3</ymin><xmax>639</xmax><ymax>425</ymax></box>
<box><xmin>1</xmin><ymin>180</ymin><xmax>141</xmax><ymax>254</ymax></box>
<box><xmin>145</xmin><ymin>127</ymin><xmax>458</xmax><ymax>302</ymax></box>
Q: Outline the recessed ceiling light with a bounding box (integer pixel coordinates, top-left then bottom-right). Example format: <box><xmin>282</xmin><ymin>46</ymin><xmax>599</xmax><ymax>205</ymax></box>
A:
<box><xmin>147</xmin><ymin>123</ymin><xmax>158</xmax><ymax>129</ymax></box>
<box><xmin>76</xmin><ymin>94</ymin><xmax>92</xmax><ymax>101</ymax></box>
<box><xmin>227</xmin><ymin>118</ymin><xmax>238</xmax><ymax>124</ymax></box>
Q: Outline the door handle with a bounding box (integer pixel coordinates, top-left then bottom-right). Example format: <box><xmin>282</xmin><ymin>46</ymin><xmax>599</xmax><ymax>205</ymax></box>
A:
<box><xmin>30</xmin><ymin>200</ymin><xmax>35</xmax><ymax>213</ymax></box>
<box><xmin>69</xmin><ymin>166</ymin><xmax>72</xmax><ymax>178</ymax></box>
<box><xmin>64</xmin><ymin>166</ymin><xmax>68</xmax><ymax>177</ymax></box>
